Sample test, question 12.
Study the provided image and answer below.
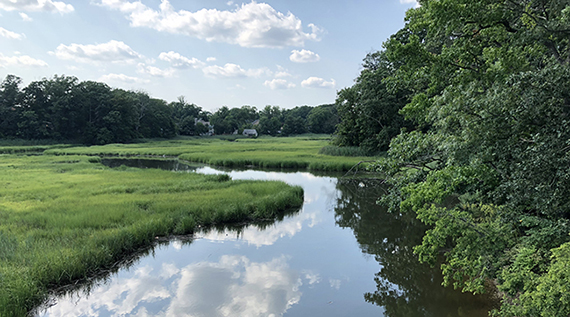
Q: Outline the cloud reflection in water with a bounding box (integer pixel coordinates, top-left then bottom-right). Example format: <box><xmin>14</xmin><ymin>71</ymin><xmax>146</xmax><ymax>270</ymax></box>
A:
<box><xmin>42</xmin><ymin>255</ymin><xmax>302</xmax><ymax>317</ymax></box>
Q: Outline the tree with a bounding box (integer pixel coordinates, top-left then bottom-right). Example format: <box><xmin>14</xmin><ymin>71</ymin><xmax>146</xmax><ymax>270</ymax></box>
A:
<box><xmin>73</xmin><ymin>80</ymin><xmax>113</xmax><ymax>144</ymax></box>
<box><xmin>210</xmin><ymin>106</ymin><xmax>237</xmax><ymax>134</ymax></box>
<box><xmin>307</xmin><ymin>104</ymin><xmax>338</xmax><ymax>134</ymax></box>
<box><xmin>138</xmin><ymin>97</ymin><xmax>176</xmax><ymax>138</ymax></box>
<box><xmin>44</xmin><ymin>75</ymin><xmax>80</xmax><ymax>140</ymax></box>
<box><xmin>334</xmin><ymin>51</ymin><xmax>413</xmax><ymax>153</ymax></box>
<box><xmin>372</xmin><ymin>0</ymin><xmax>570</xmax><ymax>315</ymax></box>
<box><xmin>0</xmin><ymin>75</ymin><xmax>22</xmax><ymax>137</ymax></box>
<box><xmin>19</xmin><ymin>80</ymin><xmax>51</xmax><ymax>139</ymax></box>
<box><xmin>281</xmin><ymin>106</ymin><xmax>311</xmax><ymax>136</ymax></box>
<box><xmin>259</xmin><ymin>105</ymin><xmax>282</xmax><ymax>135</ymax></box>
<box><xmin>170</xmin><ymin>96</ymin><xmax>205</xmax><ymax>135</ymax></box>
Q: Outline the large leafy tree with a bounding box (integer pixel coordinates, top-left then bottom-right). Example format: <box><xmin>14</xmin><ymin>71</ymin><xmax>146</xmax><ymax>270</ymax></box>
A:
<box><xmin>169</xmin><ymin>96</ymin><xmax>206</xmax><ymax>136</ymax></box>
<box><xmin>281</xmin><ymin>106</ymin><xmax>312</xmax><ymax>136</ymax></box>
<box><xmin>259</xmin><ymin>105</ymin><xmax>282</xmax><ymax>135</ymax></box>
<box><xmin>373</xmin><ymin>0</ymin><xmax>570</xmax><ymax>315</ymax></box>
<box><xmin>335</xmin><ymin>51</ymin><xmax>413</xmax><ymax>153</ymax></box>
<box><xmin>0</xmin><ymin>75</ymin><xmax>23</xmax><ymax>138</ymax></box>
<box><xmin>307</xmin><ymin>104</ymin><xmax>338</xmax><ymax>134</ymax></box>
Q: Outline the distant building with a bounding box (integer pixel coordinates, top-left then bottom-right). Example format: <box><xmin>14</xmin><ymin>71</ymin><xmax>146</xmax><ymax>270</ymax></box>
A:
<box><xmin>195</xmin><ymin>118</ymin><xmax>214</xmax><ymax>136</ymax></box>
<box><xmin>251</xmin><ymin>119</ymin><xmax>260</xmax><ymax>126</ymax></box>
<box><xmin>242</xmin><ymin>129</ymin><xmax>258</xmax><ymax>137</ymax></box>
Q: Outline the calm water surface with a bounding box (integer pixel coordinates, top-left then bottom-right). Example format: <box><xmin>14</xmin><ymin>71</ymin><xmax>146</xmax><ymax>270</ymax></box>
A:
<box><xmin>37</xmin><ymin>161</ymin><xmax>497</xmax><ymax>317</ymax></box>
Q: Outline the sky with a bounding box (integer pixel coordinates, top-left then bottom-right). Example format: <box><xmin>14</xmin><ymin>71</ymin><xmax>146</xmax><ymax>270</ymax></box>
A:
<box><xmin>0</xmin><ymin>0</ymin><xmax>417</xmax><ymax>112</ymax></box>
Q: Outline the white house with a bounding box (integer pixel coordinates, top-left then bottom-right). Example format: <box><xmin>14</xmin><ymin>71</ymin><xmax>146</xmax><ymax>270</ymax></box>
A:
<box><xmin>242</xmin><ymin>129</ymin><xmax>258</xmax><ymax>137</ymax></box>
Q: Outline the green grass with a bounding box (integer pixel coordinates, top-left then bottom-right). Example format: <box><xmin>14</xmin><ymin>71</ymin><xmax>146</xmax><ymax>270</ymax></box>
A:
<box><xmin>0</xmin><ymin>154</ymin><xmax>303</xmax><ymax>316</ymax></box>
<box><xmin>46</xmin><ymin>135</ymin><xmax>375</xmax><ymax>172</ymax></box>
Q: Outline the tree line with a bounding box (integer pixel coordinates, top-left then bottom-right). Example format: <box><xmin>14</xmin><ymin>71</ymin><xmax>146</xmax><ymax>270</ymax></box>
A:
<box><xmin>0</xmin><ymin>74</ymin><xmax>337</xmax><ymax>144</ymax></box>
<box><xmin>336</xmin><ymin>0</ymin><xmax>570</xmax><ymax>315</ymax></box>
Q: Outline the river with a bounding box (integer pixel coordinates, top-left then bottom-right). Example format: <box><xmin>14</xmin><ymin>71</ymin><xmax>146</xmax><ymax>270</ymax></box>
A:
<box><xmin>37</xmin><ymin>159</ymin><xmax>497</xmax><ymax>317</ymax></box>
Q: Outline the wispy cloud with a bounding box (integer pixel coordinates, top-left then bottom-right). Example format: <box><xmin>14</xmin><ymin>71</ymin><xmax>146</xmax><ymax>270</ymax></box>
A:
<box><xmin>0</xmin><ymin>0</ymin><xmax>73</xmax><ymax>13</ymax></box>
<box><xmin>137</xmin><ymin>63</ymin><xmax>175</xmax><ymax>78</ymax></box>
<box><xmin>0</xmin><ymin>27</ymin><xmax>24</xmax><ymax>40</ymax></box>
<box><xmin>99</xmin><ymin>73</ymin><xmax>149</xmax><ymax>84</ymax></box>
<box><xmin>202</xmin><ymin>63</ymin><xmax>271</xmax><ymax>79</ymax></box>
<box><xmin>274</xmin><ymin>65</ymin><xmax>292</xmax><ymax>78</ymax></box>
<box><xmin>264</xmin><ymin>79</ymin><xmax>295</xmax><ymax>90</ymax></box>
<box><xmin>96</xmin><ymin>0</ymin><xmax>322</xmax><ymax>48</ymax></box>
<box><xmin>301</xmin><ymin>77</ymin><xmax>335</xmax><ymax>89</ymax></box>
<box><xmin>289</xmin><ymin>49</ymin><xmax>320</xmax><ymax>63</ymax></box>
<box><xmin>19</xmin><ymin>12</ymin><xmax>33</xmax><ymax>21</ymax></box>
<box><xmin>0</xmin><ymin>53</ymin><xmax>47</xmax><ymax>67</ymax></box>
<box><xmin>399</xmin><ymin>0</ymin><xmax>420</xmax><ymax>8</ymax></box>
<box><xmin>52</xmin><ymin>40</ymin><xmax>143</xmax><ymax>63</ymax></box>
<box><xmin>158</xmin><ymin>51</ymin><xmax>204</xmax><ymax>69</ymax></box>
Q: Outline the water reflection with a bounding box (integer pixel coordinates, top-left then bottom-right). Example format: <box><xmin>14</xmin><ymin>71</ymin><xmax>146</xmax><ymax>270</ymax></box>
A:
<box><xmin>43</xmin><ymin>253</ymin><xmax>302</xmax><ymax>317</ymax></box>
<box><xmin>195</xmin><ymin>167</ymin><xmax>336</xmax><ymax>247</ymax></box>
<box><xmin>335</xmin><ymin>178</ymin><xmax>498</xmax><ymax>317</ymax></box>
<box><xmin>38</xmin><ymin>162</ymin><xmax>496</xmax><ymax>317</ymax></box>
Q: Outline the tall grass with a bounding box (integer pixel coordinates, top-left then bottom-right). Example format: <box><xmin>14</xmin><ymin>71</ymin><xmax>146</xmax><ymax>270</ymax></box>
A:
<box><xmin>318</xmin><ymin>145</ymin><xmax>375</xmax><ymax>157</ymax></box>
<box><xmin>46</xmin><ymin>136</ymin><xmax>376</xmax><ymax>172</ymax></box>
<box><xmin>0</xmin><ymin>154</ymin><xmax>303</xmax><ymax>315</ymax></box>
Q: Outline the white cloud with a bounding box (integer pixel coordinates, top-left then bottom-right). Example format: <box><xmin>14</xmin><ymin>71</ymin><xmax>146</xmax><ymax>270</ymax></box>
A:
<box><xmin>0</xmin><ymin>53</ymin><xmax>47</xmax><ymax>67</ymax></box>
<box><xmin>19</xmin><ymin>12</ymin><xmax>32</xmax><ymax>21</ymax></box>
<box><xmin>400</xmin><ymin>0</ymin><xmax>420</xmax><ymax>7</ymax></box>
<box><xmin>303</xmin><ymin>271</ymin><xmax>321</xmax><ymax>285</ymax></box>
<box><xmin>264</xmin><ymin>78</ymin><xmax>295</xmax><ymax>90</ymax></box>
<box><xmin>289</xmin><ymin>49</ymin><xmax>320</xmax><ymax>63</ymax></box>
<box><xmin>99</xmin><ymin>73</ymin><xmax>149</xmax><ymax>84</ymax></box>
<box><xmin>202</xmin><ymin>63</ymin><xmax>271</xmax><ymax>79</ymax></box>
<box><xmin>0</xmin><ymin>27</ymin><xmax>24</xmax><ymax>40</ymax></box>
<box><xmin>97</xmin><ymin>0</ymin><xmax>322</xmax><ymax>48</ymax></box>
<box><xmin>158</xmin><ymin>51</ymin><xmax>204</xmax><ymax>69</ymax></box>
<box><xmin>329</xmin><ymin>278</ymin><xmax>342</xmax><ymax>290</ymax></box>
<box><xmin>137</xmin><ymin>63</ymin><xmax>175</xmax><ymax>77</ymax></box>
<box><xmin>206</xmin><ymin>57</ymin><xmax>216</xmax><ymax>62</ymax></box>
<box><xmin>301</xmin><ymin>77</ymin><xmax>335</xmax><ymax>89</ymax></box>
<box><xmin>274</xmin><ymin>65</ymin><xmax>292</xmax><ymax>78</ymax></box>
<box><xmin>0</xmin><ymin>0</ymin><xmax>73</xmax><ymax>13</ymax></box>
<box><xmin>52</xmin><ymin>40</ymin><xmax>143</xmax><ymax>63</ymax></box>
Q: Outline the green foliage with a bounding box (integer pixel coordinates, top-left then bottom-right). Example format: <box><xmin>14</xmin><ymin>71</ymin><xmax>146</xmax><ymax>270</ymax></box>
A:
<box><xmin>0</xmin><ymin>154</ymin><xmax>303</xmax><ymax>314</ymax></box>
<box><xmin>307</xmin><ymin>104</ymin><xmax>338</xmax><ymax>134</ymax></box>
<box><xmin>259</xmin><ymin>105</ymin><xmax>282</xmax><ymax>135</ymax></box>
<box><xmin>334</xmin><ymin>51</ymin><xmax>414</xmax><ymax>153</ymax></box>
<box><xmin>369</xmin><ymin>0</ymin><xmax>570</xmax><ymax>315</ymax></box>
<box><xmin>169</xmin><ymin>96</ymin><xmax>209</xmax><ymax>136</ymax></box>
<box><xmin>1</xmin><ymin>75</ymin><xmax>180</xmax><ymax>144</ymax></box>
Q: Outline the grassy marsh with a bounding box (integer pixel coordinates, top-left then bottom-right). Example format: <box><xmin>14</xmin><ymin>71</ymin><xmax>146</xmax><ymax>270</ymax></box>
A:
<box><xmin>45</xmin><ymin>135</ymin><xmax>374</xmax><ymax>172</ymax></box>
<box><xmin>0</xmin><ymin>154</ymin><xmax>303</xmax><ymax>315</ymax></box>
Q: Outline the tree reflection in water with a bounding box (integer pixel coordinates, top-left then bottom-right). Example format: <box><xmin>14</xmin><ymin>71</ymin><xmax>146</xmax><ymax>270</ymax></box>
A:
<box><xmin>334</xmin><ymin>178</ymin><xmax>498</xmax><ymax>317</ymax></box>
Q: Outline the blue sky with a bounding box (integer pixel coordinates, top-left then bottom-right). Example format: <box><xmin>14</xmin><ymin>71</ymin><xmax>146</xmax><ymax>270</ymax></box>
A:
<box><xmin>0</xmin><ymin>0</ymin><xmax>417</xmax><ymax>112</ymax></box>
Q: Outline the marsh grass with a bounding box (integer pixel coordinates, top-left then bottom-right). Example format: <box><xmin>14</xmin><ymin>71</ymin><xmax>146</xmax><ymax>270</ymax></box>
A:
<box><xmin>46</xmin><ymin>136</ymin><xmax>375</xmax><ymax>172</ymax></box>
<box><xmin>318</xmin><ymin>145</ymin><xmax>381</xmax><ymax>157</ymax></box>
<box><xmin>0</xmin><ymin>154</ymin><xmax>303</xmax><ymax>315</ymax></box>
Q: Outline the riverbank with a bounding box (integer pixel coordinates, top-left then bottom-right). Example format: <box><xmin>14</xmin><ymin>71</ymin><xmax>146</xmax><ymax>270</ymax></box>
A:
<box><xmin>44</xmin><ymin>136</ymin><xmax>375</xmax><ymax>172</ymax></box>
<box><xmin>0</xmin><ymin>154</ymin><xmax>303</xmax><ymax>316</ymax></box>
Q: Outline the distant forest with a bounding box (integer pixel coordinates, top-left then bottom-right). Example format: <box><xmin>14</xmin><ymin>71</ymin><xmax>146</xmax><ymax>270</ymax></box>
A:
<box><xmin>0</xmin><ymin>74</ymin><xmax>338</xmax><ymax>145</ymax></box>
